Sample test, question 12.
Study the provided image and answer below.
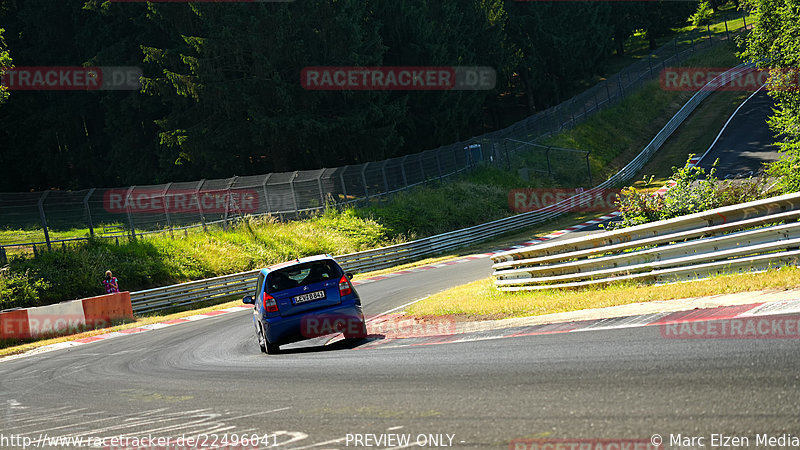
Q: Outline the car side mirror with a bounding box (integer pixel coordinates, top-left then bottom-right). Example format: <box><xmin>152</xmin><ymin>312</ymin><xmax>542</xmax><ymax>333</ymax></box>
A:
<box><xmin>242</xmin><ymin>295</ymin><xmax>255</xmax><ymax>305</ymax></box>
<box><xmin>346</xmin><ymin>272</ymin><xmax>354</xmax><ymax>280</ymax></box>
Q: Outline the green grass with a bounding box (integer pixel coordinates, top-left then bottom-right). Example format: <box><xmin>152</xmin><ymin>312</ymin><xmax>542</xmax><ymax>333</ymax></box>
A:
<box><xmin>405</xmin><ymin>266</ymin><xmax>800</xmax><ymax>319</ymax></box>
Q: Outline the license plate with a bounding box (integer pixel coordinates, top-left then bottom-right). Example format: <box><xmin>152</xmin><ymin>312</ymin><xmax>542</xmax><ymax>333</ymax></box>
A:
<box><xmin>293</xmin><ymin>290</ymin><xmax>326</xmax><ymax>304</ymax></box>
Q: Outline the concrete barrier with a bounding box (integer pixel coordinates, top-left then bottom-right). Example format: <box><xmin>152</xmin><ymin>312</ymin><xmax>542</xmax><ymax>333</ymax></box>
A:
<box><xmin>0</xmin><ymin>292</ymin><xmax>133</xmax><ymax>340</ymax></box>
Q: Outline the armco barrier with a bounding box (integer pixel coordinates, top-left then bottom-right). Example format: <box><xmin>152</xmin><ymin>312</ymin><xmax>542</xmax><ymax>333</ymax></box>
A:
<box><xmin>0</xmin><ymin>292</ymin><xmax>133</xmax><ymax>339</ymax></box>
<box><xmin>492</xmin><ymin>192</ymin><xmax>800</xmax><ymax>291</ymax></box>
<box><xmin>129</xmin><ymin>64</ymin><xmax>756</xmax><ymax>315</ymax></box>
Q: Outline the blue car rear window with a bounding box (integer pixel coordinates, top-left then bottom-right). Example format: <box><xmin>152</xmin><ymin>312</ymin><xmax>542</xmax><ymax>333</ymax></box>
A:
<box><xmin>267</xmin><ymin>260</ymin><xmax>342</xmax><ymax>293</ymax></box>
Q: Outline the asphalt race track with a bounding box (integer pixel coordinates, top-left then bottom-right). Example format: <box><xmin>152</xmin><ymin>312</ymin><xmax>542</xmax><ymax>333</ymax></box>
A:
<box><xmin>1</xmin><ymin>304</ymin><xmax>799</xmax><ymax>449</ymax></box>
<box><xmin>698</xmin><ymin>90</ymin><xmax>783</xmax><ymax>178</ymax></box>
<box><xmin>1</xmin><ymin>92</ymin><xmax>797</xmax><ymax>449</ymax></box>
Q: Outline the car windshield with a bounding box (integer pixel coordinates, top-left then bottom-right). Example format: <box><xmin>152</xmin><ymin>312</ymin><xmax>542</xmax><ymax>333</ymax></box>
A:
<box><xmin>266</xmin><ymin>260</ymin><xmax>341</xmax><ymax>293</ymax></box>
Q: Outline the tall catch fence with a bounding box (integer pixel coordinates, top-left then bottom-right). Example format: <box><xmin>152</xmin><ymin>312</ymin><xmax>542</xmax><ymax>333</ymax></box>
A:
<box><xmin>0</xmin><ymin>16</ymin><xmax>749</xmax><ymax>255</ymax></box>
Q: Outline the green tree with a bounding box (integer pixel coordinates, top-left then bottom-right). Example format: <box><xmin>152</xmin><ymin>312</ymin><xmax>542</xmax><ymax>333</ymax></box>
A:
<box><xmin>743</xmin><ymin>0</ymin><xmax>800</xmax><ymax>193</ymax></box>
<box><xmin>0</xmin><ymin>27</ymin><xmax>11</xmax><ymax>106</ymax></box>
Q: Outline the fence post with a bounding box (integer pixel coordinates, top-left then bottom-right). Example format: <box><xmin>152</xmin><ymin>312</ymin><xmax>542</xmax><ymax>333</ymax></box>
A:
<box><xmin>0</xmin><ymin>246</ymin><xmax>6</xmax><ymax>266</ymax></box>
<box><xmin>338</xmin><ymin>166</ymin><xmax>349</xmax><ymax>202</ymax></box>
<box><xmin>125</xmin><ymin>186</ymin><xmax>137</xmax><ymax>239</ymax></box>
<box><xmin>618</xmin><ymin>75</ymin><xmax>624</xmax><ymax>99</ymax></box>
<box><xmin>288</xmin><ymin>172</ymin><xmax>300</xmax><ymax>217</ymax></box>
<box><xmin>37</xmin><ymin>191</ymin><xmax>52</xmax><ymax>251</ymax></box>
<box><xmin>195</xmin><ymin>179</ymin><xmax>207</xmax><ymax>232</ymax></box>
<box><xmin>316</xmin><ymin>170</ymin><xmax>326</xmax><ymax>210</ymax></box>
<box><xmin>261</xmin><ymin>173</ymin><xmax>273</xmax><ymax>216</ymax></box>
<box><xmin>743</xmin><ymin>10</ymin><xmax>747</xmax><ymax>29</ymax></box>
<box><xmin>381</xmin><ymin>160</ymin><xmax>390</xmax><ymax>195</ymax></box>
<box><xmin>585</xmin><ymin>152</ymin><xmax>593</xmax><ymax>185</ymax></box>
<box><xmin>361</xmin><ymin>163</ymin><xmax>370</xmax><ymax>200</ymax></box>
<box><xmin>570</xmin><ymin>99</ymin><xmax>576</xmax><ymax>126</ymax></box>
<box><xmin>723</xmin><ymin>15</ymin><xmax>730</xmax><ymax>40</ymax></box>
<box><xmin>400</xmin><ymin>155</ymin><xmax>409</xmax><ymax>187</ymax></box>
<box><xmin>83</xmin><ymin>188</ymin><xmax>96</xmax><ymax>239</ymax></box>
<box><xmin>223</xmin><ymin>176</ymin><xmax>238</xmax><ymax>230</ymax></box>
<box><xmin>707</xmin><ymin>24</ymin><xmax>712</xmax><ymax>47</ymax></box>
<box><xmin>546</xmin><ymin>147</ymin><xmax>553</xmax><ymax>177</ymax></box>
<box><xmin>435</xmin><ymin>151</ymin><xmax>443</xmax><ymax>181</ymax></box>
<box><xmin>161</xmin><ymin>182</ymin><xmax>173</xmax><ymax>238</ymax></box>
<box><xmin>503</xmin><ymin>141</ymin><xmax>511</xmax><ymax>170</ymax></box>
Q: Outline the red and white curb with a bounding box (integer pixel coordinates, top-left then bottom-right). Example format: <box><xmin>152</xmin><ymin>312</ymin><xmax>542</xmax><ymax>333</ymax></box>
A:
<box><xmin>1</xmin><ymin>306</ymin><xmax>254</xmax><ymax>361</ymax></box>
<box><xmin>352</xmin><ymin>298</ymin><xmax>800</xmax><ymax>351</ymax></box>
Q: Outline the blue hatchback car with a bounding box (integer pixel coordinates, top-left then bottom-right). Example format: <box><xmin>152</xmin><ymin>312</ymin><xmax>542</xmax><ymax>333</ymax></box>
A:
<box><xmin>243</xmin><ymin>255</ymin><xmax>366</xmax><ymax>354</ymax></box>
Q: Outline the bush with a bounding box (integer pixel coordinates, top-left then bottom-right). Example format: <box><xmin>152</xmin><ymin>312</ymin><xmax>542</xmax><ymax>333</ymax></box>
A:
<box><xmin>0</xmin><ymin>271</ymin><xmax>51</xmax><ymax>310</ymax></box>
<box><xmin>765</xmin><ymin>142</ymin><xmax>800</xmax><ymax>194</ymax></box>
<box><xmin>615</xmin><ymin>155</ymin><xmax>769</xmax><ymax>228</ymax></box>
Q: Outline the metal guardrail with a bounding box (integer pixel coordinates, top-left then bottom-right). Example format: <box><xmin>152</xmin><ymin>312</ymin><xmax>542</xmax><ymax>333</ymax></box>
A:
<box><xmin>491</xmin><ymin>192</ymin><xmax>800</xmax><ymax>291</ymax></box>
<box><xmin>130</xmin><ymin>63</ymin><xmax>758</xmax><ymax>314</ymax></box>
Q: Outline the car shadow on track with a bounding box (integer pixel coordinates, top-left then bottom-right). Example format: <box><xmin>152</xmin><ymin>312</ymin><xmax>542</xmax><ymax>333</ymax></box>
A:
<box><xmin>275</xmin><ymin>335</ymin><xmax>386</xmax><ymax>354</ymax></box>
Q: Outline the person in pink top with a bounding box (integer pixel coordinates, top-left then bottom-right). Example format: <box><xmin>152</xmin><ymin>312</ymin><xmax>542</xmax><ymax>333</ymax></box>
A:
<box><xmin>103</xmin><ymin>270</ymin><xmax>120</xmax><ymax>294</ymax></box>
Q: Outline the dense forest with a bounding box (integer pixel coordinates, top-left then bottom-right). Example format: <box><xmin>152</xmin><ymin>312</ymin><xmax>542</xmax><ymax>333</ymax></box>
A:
<box><xmin>0</xmin><ymin>0</ymin><xmax>695</xmax><ymax>192</ymax></box>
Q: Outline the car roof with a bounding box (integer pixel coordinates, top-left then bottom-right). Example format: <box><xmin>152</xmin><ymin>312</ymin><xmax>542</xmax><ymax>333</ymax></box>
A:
<box><xmin>260</xmin><ymin>254</ymin><xmax>337</xmax><ymax>276</ymax></box>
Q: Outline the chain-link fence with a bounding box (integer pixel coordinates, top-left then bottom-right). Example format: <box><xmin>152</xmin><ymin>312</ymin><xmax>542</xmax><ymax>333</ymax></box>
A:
<box><xmin>0</xmin><ymin>15</ymin><xmax>749</xmax><ymax>256</ymax></box>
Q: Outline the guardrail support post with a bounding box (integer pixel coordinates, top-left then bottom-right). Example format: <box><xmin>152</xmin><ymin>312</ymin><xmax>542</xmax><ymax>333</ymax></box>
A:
<box><xmin>37</xmin><ymin>192</ymin><xmax>52</xmax><ymax>251</ymax></box>
<box><xmin>83</xmin><ymin>188</ymin><xmax>96</xmax><ymax>238</ymax></box>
